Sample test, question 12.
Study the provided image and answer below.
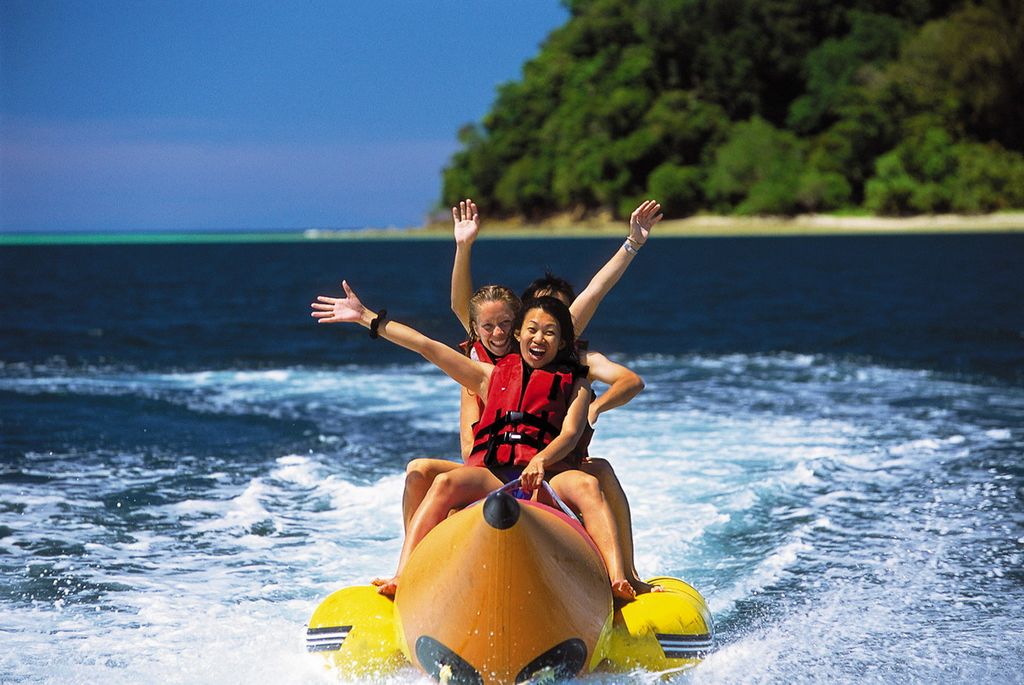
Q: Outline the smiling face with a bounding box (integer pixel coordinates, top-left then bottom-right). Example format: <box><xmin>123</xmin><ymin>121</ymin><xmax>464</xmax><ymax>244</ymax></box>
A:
<box><xmin>473</xmin><ymin>300</ymin><xmax>515</xmax><ymax>357</ymax></box>
<box><xmin>516</xmin><ymin>307</ymin><xmax>565</xmax><ymax>368</ymax></box>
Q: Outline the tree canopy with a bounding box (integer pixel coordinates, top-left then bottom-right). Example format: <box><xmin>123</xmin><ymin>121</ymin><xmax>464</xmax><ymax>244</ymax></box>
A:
<box><xmin>441</xmin><ymin>0</ymin><xmax>1024</xmax><ymax>218</ymax></box>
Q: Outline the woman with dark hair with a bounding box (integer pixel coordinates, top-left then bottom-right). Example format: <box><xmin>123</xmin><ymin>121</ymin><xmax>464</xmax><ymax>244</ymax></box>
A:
<box><xmin>311</xmin><ymin>285</ymin><xmax>635</xmax><ymax>600</ymax></box>
<box><xmin>449</xmin><ymin>198</ymin><xmax>663</xmax><ymax>595</ymax></box>
<box><xmin>395</xmin><ymin>198</ymin><xmax>658</xmax><ymax>555</ymax></box>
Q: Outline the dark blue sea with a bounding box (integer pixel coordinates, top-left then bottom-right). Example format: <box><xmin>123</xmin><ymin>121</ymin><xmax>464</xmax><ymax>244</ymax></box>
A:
<box><xmin>1</xmin><ymin>234</ymin><xmax>1023</xmax><ymax>683</ymax></box>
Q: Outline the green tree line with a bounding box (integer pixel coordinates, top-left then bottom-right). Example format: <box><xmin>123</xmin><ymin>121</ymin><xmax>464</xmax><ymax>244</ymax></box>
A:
<box><xmin>441</xmin><ymin>0</ymin><xmax>1024</xmax><ymax>219</ymax></box>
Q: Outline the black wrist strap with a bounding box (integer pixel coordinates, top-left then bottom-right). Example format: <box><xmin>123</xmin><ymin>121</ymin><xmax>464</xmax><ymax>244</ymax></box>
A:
<box><xmin>369</xmin><ymin>310</ymin><xmax>388</xmax><ymax>339</ymax></box>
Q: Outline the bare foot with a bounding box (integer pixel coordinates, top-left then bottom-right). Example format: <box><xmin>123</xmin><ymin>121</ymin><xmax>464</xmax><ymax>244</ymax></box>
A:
<box><xmin>370</xmin><ymin>577</ymin><xmax>387</xmax><ymax>587</ymax></box>
<box><xmin>375</xmin><ymin>577</ymin><xmax>399</xmax><ymax>597</ymax></box>
<box><xmin>611</xmin><ymin>579</ymin><xmax>636</xmax><ymax>601</ymax></box>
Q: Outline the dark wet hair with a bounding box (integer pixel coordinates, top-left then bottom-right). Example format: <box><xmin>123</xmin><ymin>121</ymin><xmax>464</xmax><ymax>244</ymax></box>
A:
<box><xmin>513</xmin><ymin>296</ymin><xmax>579</xmax><ymax>366</ymax></box>
<box><xmin>521</xmin><ymin>272</ymin><xmax>576</xmax><ymax>304</ymax></box>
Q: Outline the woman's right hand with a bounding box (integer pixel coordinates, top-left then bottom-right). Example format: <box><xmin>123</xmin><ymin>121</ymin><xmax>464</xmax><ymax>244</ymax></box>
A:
<box><xmin>311</xmin><ymin>280</ymin><xmax>368</xmax><ymax>324</ymax></box>
<box><xmin>452</xmin><ymin>198</ymin><xmax>480</xmax><ymax>245</ymax></box>
<box><xmin>519</xmin><ymin>456</ymin><xmax>546</xmax><ymax>494</ymax></box>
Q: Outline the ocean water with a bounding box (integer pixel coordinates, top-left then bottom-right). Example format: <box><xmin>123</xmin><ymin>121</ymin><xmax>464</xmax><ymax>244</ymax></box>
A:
<box><xmin>1</xmin><ymin>235</ymin><xmax>1022</xmax><ymax>684</ymax></box>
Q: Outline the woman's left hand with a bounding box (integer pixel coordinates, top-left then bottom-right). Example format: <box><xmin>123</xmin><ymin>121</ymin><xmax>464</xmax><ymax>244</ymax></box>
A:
<box><xmin>628</xmin><ymin>200</ymin><xmax>663</xmax><ymax>246</ymax></box>
<box><xmin>519</xmin><ymin>457</ymin><xmax>545</xmax><ymax>494</ymax></box>
<box><xmin>311</xmin><ymin>280</ymin><xmax>367</xmax><ymax>324</ymax></box>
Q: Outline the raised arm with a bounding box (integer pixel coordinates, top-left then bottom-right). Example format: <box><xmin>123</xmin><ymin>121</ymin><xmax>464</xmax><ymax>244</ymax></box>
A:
<box><xmin>518</xmin><ymin>378</ymin><xmax>592</xmax><ymax>493</ymax></box>
<box><xmin>570</xmin><ymin>200</ymin><xmax>662</xmax><ymax>335</ymax></box>
<box><xmin>312</xmin><ymin>280</ymin><xmax>491</xmax><ymax>394</ymax></box>
<box><xmin>583</xmin><ymin>351</ymin><xmax>645</xmax><ymax>427</ymax></box>
<box><xmin>450</xmin><ymin>199</ymin><xmax>480</xmax><ymax>333</ymax></box>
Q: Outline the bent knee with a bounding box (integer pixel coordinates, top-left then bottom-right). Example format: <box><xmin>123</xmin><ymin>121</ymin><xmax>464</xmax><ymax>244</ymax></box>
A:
<box><xmin>563</xmin><ymin>472</ymin><xmax>601</xmax><ymax>500</ymax></box>
<box><xmin>406</xmin><ymin>458</ymin><xmax>445</xmax><ymax>480</ymax></box>
<box><xmin>406</xmin><ymin>458</ymin><xmax>428</xmax><ymax>476</ymax></box>
<box><xmin>430</xmin><ymin>471</ymin><xmax>459</xmax><ymax>494</ymax></box>
<box><xmin>583</xmin><ymin>458</ymin><xmax>620</xmax><ymax>486</ymax></box>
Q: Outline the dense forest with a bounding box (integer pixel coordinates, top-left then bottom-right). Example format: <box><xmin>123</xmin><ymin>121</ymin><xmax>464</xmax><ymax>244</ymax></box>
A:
<box><xmin>441</xmin><ymin>0</ymin><xmax>1024</xmax><ymax>219</ymax></box>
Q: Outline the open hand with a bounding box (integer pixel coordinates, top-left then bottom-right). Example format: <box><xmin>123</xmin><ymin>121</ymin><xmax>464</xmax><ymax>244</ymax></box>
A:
<box><xmin>310</xmin><ymin>280</ymin><xmax>366</xmax><ymax>324</ymax></box>
<box><xmin>628</xmin><ymin>200</ymin><xmax>663</xmax><ymax>246</ymax></box>
<box><xmin>452</xmin><ymin>199</ymin><xmax>480</xmax><ymax>245</ymax></box>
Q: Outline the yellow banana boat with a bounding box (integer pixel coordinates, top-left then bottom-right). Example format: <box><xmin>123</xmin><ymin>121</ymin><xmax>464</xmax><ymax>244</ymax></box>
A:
<box><xmin>306</xmin><ymin>485</ymin><xmax>713</xmax><ymax>683</ymax></box>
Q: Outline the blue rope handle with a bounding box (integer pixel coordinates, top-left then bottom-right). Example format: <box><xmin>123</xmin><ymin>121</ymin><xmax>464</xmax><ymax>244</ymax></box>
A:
<box><xmin>494</xmin><ymin>479</ymin><xmax>582</xmax><ymax>526</ymax></box>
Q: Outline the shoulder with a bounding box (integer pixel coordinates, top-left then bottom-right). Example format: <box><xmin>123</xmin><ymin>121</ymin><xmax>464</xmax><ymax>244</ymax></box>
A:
<box><xmin>582</xmin><ymin>349</ymin><xmax>618</xmax><ymax>381</ymax></box>
<box><xmin>548</xmin><ymin>359</ymin><xmax>589</xmax><ymax>384</ymax></box>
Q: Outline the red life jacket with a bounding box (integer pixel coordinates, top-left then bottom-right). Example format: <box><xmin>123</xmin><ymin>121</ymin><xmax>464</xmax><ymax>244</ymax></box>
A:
<box><xmin>468</xmin><ymin>354</ymin><xmax>584</xmax><ymax>468</ymax></box>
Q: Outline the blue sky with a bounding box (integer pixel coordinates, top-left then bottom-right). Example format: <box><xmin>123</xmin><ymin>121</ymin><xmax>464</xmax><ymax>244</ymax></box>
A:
<box><xmin>0</xmin><ymin>1</ymin><xmax>568</xmax><ymax>232</ymax></box>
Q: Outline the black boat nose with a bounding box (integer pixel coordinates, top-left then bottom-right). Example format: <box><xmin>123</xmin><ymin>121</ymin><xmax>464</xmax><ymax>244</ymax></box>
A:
<box><xmin>482</xmin><ymin>489</ymin><xmax>520</xmax><ymax>530</ymax></box>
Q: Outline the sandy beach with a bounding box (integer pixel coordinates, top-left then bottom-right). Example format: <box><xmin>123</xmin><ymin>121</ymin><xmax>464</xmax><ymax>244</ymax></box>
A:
<box><xmin>404</xmin><ymin>211</ymin><xmax>1024</xmax><ymax>239</ymax></box>
<box><xmin>4</xmin><ymin>212</ymin><xmax>1024</xmax><ymax>245</ymax></box>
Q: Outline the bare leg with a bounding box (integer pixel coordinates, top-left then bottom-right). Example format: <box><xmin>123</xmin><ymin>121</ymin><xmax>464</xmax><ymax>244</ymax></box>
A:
<box><xmin>549</xmin><ymin>471</ymin><xmax>635</xmax><ymax>601</ymax></box>
<box><xmin>402</xmin><ymin>458</ymin><xmax>462</xmax><ymax>532</ymax></box>
<box><xmin>377</xmin><ymin>466</ymin><xmax>502</xmax><ymax>596</ymax></box>
<box><xmin>370</xmin><ymin>458</ymin><xmax>463</xmax><ymax>587</ymax></box>
<box><xmin>580</xmin><ymin>458</ymin><xmax>659</xmax><ymax>594</ymax></box>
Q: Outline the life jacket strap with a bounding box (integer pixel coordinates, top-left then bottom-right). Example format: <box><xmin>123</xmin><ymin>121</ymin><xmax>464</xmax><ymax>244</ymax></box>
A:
<box><xmin>471</xmin><ymin>430</ymin><xmax>547</xmax><ymax>467</ymax></box>
<box><xmin>472</xmin><ymin>409</ymin><xmax>561</xmax><ymax>447</ymax></box>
